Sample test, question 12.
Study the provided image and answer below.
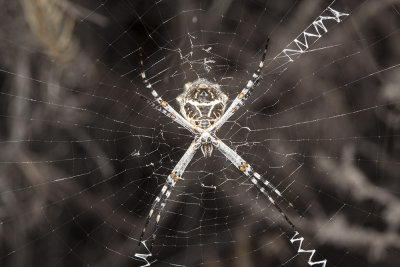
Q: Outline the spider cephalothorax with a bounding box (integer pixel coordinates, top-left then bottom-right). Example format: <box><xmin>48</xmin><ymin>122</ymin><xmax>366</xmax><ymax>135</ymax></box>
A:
<box><xmin>177</xmin><ymin>78</ymin><xmax>228</xmax><ymax>130</ymax></box>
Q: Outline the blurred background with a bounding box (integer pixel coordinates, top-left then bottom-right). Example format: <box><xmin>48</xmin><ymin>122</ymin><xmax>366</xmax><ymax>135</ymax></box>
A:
<box><xmin>0</xmin><ymin>0</ymin><xmax>399</xmax><ymax>266</ymax></box>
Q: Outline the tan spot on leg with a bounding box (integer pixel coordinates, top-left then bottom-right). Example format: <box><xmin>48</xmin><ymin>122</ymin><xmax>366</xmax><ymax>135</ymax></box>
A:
<box><xmin>170</xmin><ymin>173</ymin><xmax>180</xmax><ymax>182</ymax></box>
<box><xmin>240</xmin><ymin>162</ymin><xmax>248</xmax><ymax>172</ymax></box>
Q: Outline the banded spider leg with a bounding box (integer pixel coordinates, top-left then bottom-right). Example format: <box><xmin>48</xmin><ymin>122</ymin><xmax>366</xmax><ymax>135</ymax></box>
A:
<box><xmin>138</xmin><ymin>138</ymin><xmax>201</xmax><ymax>247</ymax></box>
<box><xmin>139</xmin><ymin>49</ymin><xmax>203</xmax><ymax>134</ymax></box>
<box><xmin>211</xmin><ymin>135</ymin><xmax>301</xmax><ymax>230</ymax></box>
<box><xmin>140</xmin><ymin>94</ymin><xmax>301</xmax><ymax>232</ymax></box>
<box><xmin>208</xmin><ymin>39</ymin><xmax>269</xmax><ymax>133</ymax></box>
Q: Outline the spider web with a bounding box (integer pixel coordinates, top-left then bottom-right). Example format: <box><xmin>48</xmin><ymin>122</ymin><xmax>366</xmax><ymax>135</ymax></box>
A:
<box><xmin>0</xmin><ymin>0</ymin><xmax>400</xmax><ymax>266</ymax></box>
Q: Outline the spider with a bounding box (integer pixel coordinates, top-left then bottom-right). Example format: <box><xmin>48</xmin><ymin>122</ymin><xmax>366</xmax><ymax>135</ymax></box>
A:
<box><xmin>138</xmin><ymin>39</ymin><xmax>300</xmax><ymax>248</ymax></box>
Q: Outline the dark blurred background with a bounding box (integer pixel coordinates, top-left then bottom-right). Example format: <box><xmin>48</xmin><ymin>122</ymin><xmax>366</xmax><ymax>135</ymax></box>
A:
<box><xmin>0</xmin><ymin>0</ymin><xmax>399</xmax><ymax>266</ymax></box>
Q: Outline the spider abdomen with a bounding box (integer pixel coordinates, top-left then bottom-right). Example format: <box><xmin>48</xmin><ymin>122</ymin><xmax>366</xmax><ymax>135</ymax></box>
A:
<box><xmin>183</xmin><ymin>101</ymin><xmax>223</xmax><ymax>128</ymax></box>
<box><xmin>177</xmin><ymin>78</ymin><xmax>228</xmax><ymax>130</ymax></box>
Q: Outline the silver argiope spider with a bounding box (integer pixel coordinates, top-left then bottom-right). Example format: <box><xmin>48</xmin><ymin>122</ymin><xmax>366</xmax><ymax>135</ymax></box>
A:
<box><xmin>138</xmin><ymin>39</ymin><xmax>300</xmax><ymax>248</ymax></box>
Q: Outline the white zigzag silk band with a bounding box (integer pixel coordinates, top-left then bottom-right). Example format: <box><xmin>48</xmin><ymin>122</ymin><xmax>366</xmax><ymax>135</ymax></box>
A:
<box><xmin>290</xmin><ymin>232</ymin><xmax>327</xmax><ymax>267</ymax></box>
<box><xmin>270</xmin><ymin>2</ymin><xmax>349</xmax><ymax>74</ymax></box>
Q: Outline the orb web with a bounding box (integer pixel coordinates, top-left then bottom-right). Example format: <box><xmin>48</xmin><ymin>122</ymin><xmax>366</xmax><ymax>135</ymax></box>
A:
<box><xmin>0</xmin><ymin>0</ymin><xmax>399</xmax><ymax>266</ymax></box>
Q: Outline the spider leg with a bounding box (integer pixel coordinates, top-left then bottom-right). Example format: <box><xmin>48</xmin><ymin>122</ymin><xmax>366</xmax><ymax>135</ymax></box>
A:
<box><xmin>252</xmin><ymin>177</ymin><xmax>296</xmax><ymax>230</ymax></box>
<box><xmin>138</xmin><ymin>93</ymin><xmax>195</xmax><ymax>133</ymax></box>
<box><xmin>208</xmin><ymin>39</ymin><xmax>269</xmax><ymax>132</ymax></box>
<box><xmin>138</xmin><ymin>49</ymin><xmax>202</xmax><ymax>134</ymax></box>
<box><xmin>148</xmin><ymin>181</ymin><xmax>174</xmax><ymax>250</ymax></box>
<box><xmin>138</xmin><ymin>138</ymin><xmax>200</xmax><ymax>247</ymax></box>
<box><xmin>211</xmin><ymin>136</ymin><xmax>301</xmax><ymax>230</ymax></box>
